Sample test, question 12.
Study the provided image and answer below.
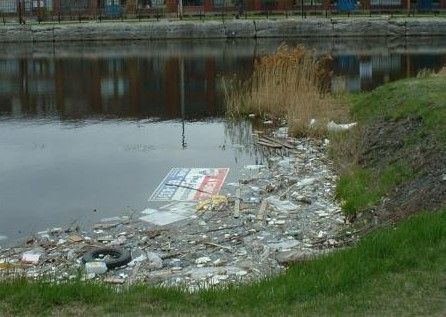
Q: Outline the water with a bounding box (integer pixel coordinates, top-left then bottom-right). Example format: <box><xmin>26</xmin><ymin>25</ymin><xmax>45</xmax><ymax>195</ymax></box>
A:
<box><xmin>1</xmin><ymin>38</ymin><xmax>445</xmax><ymax>244</ymax></box>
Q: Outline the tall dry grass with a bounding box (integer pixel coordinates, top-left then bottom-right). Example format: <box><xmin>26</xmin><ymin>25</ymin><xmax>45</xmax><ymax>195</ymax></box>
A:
<box><xmin>222</xmin><ymin>44</ymin><xmax>347</xmax><ymax>137</ymax></box>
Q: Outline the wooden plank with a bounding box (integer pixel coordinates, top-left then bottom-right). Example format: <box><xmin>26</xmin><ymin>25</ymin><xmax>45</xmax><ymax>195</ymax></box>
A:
<box><xmin>256</xmin><ymin>200</ymin><xmax>268</xmax><ymax>220</ymax></box>
<box><xmin>257</xmin><ymin>140</ymin><xmax>282</xmax><ymax>149</ymax></box>
<box><xmin>261</xmin><ymin>135</ymin><xmax>294</xmax><ymax>149</ymax></box>
<box><xmin>234</xmin><ymin>187</ymin><xmax>241</xmax><ymax>218</ymax></box>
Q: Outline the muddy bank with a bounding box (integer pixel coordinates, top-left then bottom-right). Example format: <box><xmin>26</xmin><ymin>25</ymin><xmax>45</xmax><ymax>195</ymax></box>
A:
<box><xmin>1</xmin><ymin>17</ymin><xmax>446</xmax><ymax>42</ymax></box>
<box><xmin>359</xmin><ymin>117</ymin><xmax>446</xmax><ymax>222</ymax></box>
<box><xmin>0</xmin><ymin>130</ymin><xmax>353</xmax><ymax>288</ymax></box>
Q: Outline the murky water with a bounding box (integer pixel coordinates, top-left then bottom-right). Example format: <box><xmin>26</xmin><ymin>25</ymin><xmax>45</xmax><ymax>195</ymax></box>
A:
<box><xmin>1</xmin><ymin>38</ymin><xmax>445</xmax><ymax>244</ymax></box>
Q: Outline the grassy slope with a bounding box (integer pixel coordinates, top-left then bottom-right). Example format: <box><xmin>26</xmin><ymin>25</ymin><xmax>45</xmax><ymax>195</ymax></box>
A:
<box><xmin>1</xmin><ymin>210</ymin><xmax>445</xmax><ymax>316</ymax></box>
<box><xmin>335</xmin><ymin>73</ymin><xmax>446</xmax><ymax>215</ymax></box>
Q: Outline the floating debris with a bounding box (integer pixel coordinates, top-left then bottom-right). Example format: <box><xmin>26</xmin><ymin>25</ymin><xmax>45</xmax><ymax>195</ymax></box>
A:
<box><xmin>0</xmin><ymin>128</ymin><xmax>353</xmax><ymax>289</ymax></box>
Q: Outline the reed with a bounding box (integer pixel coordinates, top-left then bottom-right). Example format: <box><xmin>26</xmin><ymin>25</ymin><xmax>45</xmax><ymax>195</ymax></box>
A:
<box><xmin>222</xmin><ymin>44</ymin><xmax>345</xmax><ymax>137</ymax></box>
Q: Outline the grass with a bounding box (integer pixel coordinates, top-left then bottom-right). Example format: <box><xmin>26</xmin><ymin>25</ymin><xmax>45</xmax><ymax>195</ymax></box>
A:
<box><xmin>336</xmin><ymin>161</ymin><xmax>413</xmax><ymax>215</ymax></box>
<box><xmin>348</xmin><ymin>69</ymin><xmax>446</xmax><ymax>142</ymax></box>
<box><xmin>0</xmin><ymin>210</ymin><xmax>445</xmax><ymax>315</ymax></box>
<box><xmin>333</xmin><ymin>69</ymin><xmax>446</xmax><ymax>216</ymax></box>
<box><xmin>223</xmin><ymin>44</ymin><xmax>347</xmax><ymax>137</ymax></box>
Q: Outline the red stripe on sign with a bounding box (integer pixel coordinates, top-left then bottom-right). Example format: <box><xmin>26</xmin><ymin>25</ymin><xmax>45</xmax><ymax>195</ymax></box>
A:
<box><xmin>193</xmin><ymin>168</ymin><xmax>227</xmax><ymax>201</ymax></box>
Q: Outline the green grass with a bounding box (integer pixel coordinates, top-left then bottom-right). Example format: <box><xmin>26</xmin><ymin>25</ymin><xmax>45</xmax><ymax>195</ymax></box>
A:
<box><xmin>334</xmin><ymin>73</ymin><xmax>446</xmax><ymax>215</ymax></box>
<box><xmin>336</xmin><ymin>161</ymin><xmax>413</xmax><ymax>215</ymax></box>
<box><xmin>348</xmin><ymin>74</ymin><xmax>446</xmax><ymax>142</ymax></box>
<box><xmin>1</xmin><ymin>210</ymin><xmax>445</xmax><ymax>316</ymax></box>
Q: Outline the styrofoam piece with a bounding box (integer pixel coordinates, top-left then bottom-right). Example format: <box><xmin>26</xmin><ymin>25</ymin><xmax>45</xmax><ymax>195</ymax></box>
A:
<box><xmin>85</xmin><ymin>261</ymin><xmax>108</xmax><ymax>274</ymax></box>
<box><xmin>139</xmin><ymin>211</ymin><xmax>188</xmax><ymax>226</ymax></box>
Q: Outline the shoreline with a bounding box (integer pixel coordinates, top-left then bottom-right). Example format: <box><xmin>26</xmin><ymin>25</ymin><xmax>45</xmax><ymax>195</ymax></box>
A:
<box><xmin>1</xmin><ymin>17</ymin><xmax>446</xmax><ymax>42</ymax></box>
<box><xmin>0</xmin><ymin>132</ymin><xmax>348</xmax><ymax>288</ymax></box>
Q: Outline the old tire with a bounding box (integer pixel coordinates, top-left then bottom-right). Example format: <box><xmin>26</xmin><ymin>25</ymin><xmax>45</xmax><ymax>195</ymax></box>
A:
<box><xmin>82</xmin><ymin>247</ymin><xmax>132</xmax><ymax>269</ymax></box>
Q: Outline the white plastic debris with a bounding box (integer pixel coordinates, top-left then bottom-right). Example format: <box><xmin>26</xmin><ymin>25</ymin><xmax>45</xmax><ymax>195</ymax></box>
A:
<box><xmin>195</xmin><ymin>257</ymin><xmax>211</xmax><ymax>265</ymax></box>
<box><xmin>146</xmin><ymin>252</ymin><xmax>163</xmax><ymax>270</ymax></box>
<box><xmin>326</xmin><ymin>121</ymin><xmax>357</xmax><ymax>132</ymax></box>
<box><xmin>139</xmin><ymin>210</ymin><xmax>188</xmax><ymax>226</ymax></box>
<box><xmin>273</xmin><ymin>127</ymin><xmax>288</xmax><ymax>138</ymax></box>
<box><xmin>235</xmin><ymin>270</ymin><xmax>248</xmax><ymax>277</ymax></box>
<box><xmin>266</xmin><ymin>196</ymin><xmax>298</xmax><ymax>211</ymax></box>
<box><xmin>85</xmin><ymin>261</ymin><xmax>108</xmax><ymax>274</ymax></box>
<box><xmin>22</xmin><ymin>250</ymin><xmax>43</xmax><ymax>264</ymax></box>
<box><xmin>244</xmin><ymin>165</ymin><xmax>265</xmax><ymax>170</ymax></box>
<box><xmin>296</xmin><ymin>177</ymin><xmax>317</xmax><ymax>188</ymax></box>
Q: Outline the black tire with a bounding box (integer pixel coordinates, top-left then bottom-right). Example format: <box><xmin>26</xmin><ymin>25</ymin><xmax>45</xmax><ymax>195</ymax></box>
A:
<box><xmin>82</xmin><ymin>247</ymin><xmax>132</xmax><ymax>269</ymax></box>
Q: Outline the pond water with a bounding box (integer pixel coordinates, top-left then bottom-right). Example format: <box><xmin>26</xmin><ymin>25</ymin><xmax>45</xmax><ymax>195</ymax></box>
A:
<box><xmin>1</xmin><ymin>37</ymin><xmax>445</xmax><ymax>245</ymax></box>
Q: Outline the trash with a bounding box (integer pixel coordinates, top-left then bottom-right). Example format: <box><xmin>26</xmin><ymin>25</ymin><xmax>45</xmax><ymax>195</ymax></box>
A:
<box><xmin>296</xmin><ymin>177</ymin><xmax>317</xmax><ymax>188</ymax></box>
<box><xmin>85</xmin><ymin>262</ymin><xmax>108</xmax><ymax>274</ymax></box>
<box><xmin>195</xmin><ymin>257</ymin><xmax>211</xmax><ymax>265</ymax></box>
<box><xmin>0</xmin><ymin>127</ymin><xmax>349</xmax><ymax>288</ymax></box>
<box><xmin>256</xmin><ymin>200</ymin><xmax>269</xmax><ymax>220</ymax></box>
<box><xmin>195</xmin><ymin>195</ymin><xmax>228</xmax><ymax>212</ymax></box>
<box><xmin>67</xmin><ymin>234</ymin><xmax>83</xmax><ymax>243</ymax></box>
<box><xmin>110</xmin><ymin>236</ymin><xmax>127</xmax><ymax>246</ymax></box>
<box><xmin>235</xmin><ymin>270</ymin><xmax>248</xmax><ymax>277</ymax></box>
<box><xmin>273</xmin><ymin>127</ymin><xmax>288</xmax><ymax>138</ymax></box>
<box><xmin>326</xmin><ymin>121</ymin><xmax>357</xmax><ymax>132</ymax></box>
<box><xmin>0</xmin><ymin>263</ymin><xmax>19</xmax><ymax>270</ymax></box>
<box><xmin>244</xmin><ymin>165</ymin><xmax>264</xmax><ymax>170</ymax></box>
<box><xmin>149</xmin><ymin>168</ymin><xmax>229</xmax><ymax>201</ymax></box>
<box><xmin>139</xmin><ymin>211</ymin><xmax>189</xmax><ymax>226</ymax></box>
<box><xmin>82</xmin><ymin>247</ymin><xmax>132</xmax><ymax>269</ymax></box>
<box><xmin>104</xmin><ymin>276</ymin><xmax>125</xmax><ymax>284</ymax></box>
<box><xmin>21</xmin><ymin>250</ymin><xmax>43</xmax><ymax>264</ymax></box>
<box><xmin>146</xmin><ymin>252</ymin><xmax>163</xmax><ymax>270</ymax></box>
<box><xmin>266</xmin><ymin>196</ymin><xmax>298</xmax><ymax>212</ymax></box>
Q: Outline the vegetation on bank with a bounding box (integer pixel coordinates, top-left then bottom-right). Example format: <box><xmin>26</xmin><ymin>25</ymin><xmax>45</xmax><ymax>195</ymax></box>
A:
<box><xmin>1</xmin><ymin>210</ymin><xmax>445</xmax><ymax>316</ymax></box>
<box><xmin>223</xmin><ymin>44</ymin><xmax>347</xmax><ymax>136</ymax></box>
<box><xmin>334</xmin><ymin>69</ymin><xmax>446</xmax><ymax>216</ymax></box>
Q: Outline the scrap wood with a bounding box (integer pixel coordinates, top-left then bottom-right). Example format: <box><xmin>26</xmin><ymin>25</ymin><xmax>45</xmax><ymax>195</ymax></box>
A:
<box><xmin>261</xmin><ymin>135</ymin><xmax>294</xmax><ymax>149</ymax></box>
<box><xmin>256</xmin><ymin>140</ymin><xmax>282</xmax><ymax>148</ymax></box>
<box><xmin>203</xmin><ymin>241</ymin><xmax>233</xmax><ymax>251</ymax></box>
<box><xmin>234</xmin><ymin>188</ymin><xmax>241</xmax><ymax>218</ymax></box>
<box><xmin>256</xmin><ymin>200</ymin><xmax>269</xmax><ymax>220</ymax></box>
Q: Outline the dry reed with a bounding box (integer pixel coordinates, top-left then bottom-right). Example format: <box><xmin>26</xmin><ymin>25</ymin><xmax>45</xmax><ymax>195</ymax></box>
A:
<box><xmin>222</xmin><ymin>44</ymin><xmax>346</xmax><ymax>137</ymax></box>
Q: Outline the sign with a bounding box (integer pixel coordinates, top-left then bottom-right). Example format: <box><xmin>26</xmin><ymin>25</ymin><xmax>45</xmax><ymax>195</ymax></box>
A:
<box><xmin>149</xmin><ymin>168</ymin><xmax>229</xmax><ymax>201</ymax></box>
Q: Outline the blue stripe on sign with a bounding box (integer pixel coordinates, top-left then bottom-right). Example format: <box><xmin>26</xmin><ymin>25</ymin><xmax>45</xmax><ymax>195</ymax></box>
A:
<box><xmin>150</xmin><ymin>168</ymin><xmax>191</xmax><ymax>201</ymax></box>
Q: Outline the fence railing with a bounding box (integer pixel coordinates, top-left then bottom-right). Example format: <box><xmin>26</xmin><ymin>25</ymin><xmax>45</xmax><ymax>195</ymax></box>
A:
<box><xmin>0</xmin><ymin>0</ymin><xmax>445</xmax><ymax>24</ymax></box>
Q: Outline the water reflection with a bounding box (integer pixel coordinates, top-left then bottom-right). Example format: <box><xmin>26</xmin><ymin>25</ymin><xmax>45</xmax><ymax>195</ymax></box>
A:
<box><xmin>1</xmin><ymin>38</ymin><xmax>445</xmax><ymax>120</ymax></box>
<box><xmin>0</xmin><ymin>38</ymin><xmax>445</xmax><ymax>244</ymax></box>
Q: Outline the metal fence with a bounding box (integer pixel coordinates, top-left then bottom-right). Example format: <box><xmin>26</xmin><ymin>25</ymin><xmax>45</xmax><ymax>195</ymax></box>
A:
<box><xmin>0</xmin><ymin>0</ymin><xmax>445</xmax><ymax>24</ymax></box>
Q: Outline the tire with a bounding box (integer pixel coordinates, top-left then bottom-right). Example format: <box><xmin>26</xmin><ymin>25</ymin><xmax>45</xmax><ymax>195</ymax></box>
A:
<box><xmin>82</xmin><ymin>247</ymin><xmax>132</xmax><ymax>269</ymax></box>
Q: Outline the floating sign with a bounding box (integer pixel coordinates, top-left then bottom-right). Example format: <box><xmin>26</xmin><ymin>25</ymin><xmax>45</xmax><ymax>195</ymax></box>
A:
<box><xmin>149</xmin><ymin>168</ymin><xmax>229</xmax><ymax>201</ymax></box>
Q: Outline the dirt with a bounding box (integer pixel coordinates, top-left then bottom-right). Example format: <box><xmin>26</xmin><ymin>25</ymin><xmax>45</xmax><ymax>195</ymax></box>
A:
<box><xmin>358</xmin><ymin>117</ymin><xmax>446</xmax><ymax>222</ymax></box>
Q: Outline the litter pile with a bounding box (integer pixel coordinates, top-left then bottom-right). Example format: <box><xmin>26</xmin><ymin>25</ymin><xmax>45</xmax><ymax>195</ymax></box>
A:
<box><xmin>0</xmin><ymin>128</ymin><xmax>354</xmax><ymax>289</ymax></box>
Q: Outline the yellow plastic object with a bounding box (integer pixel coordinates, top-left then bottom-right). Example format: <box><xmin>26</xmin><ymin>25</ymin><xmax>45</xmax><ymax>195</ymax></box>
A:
<box><xmin>0</xmin><ymin>263</ymin><xmax>20</xmax><ymax>270</ymax></box>
<box><xmin>195</xmin><ymin>195</ymin><xmax>228</xmax><ymax>212</ymax></box>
